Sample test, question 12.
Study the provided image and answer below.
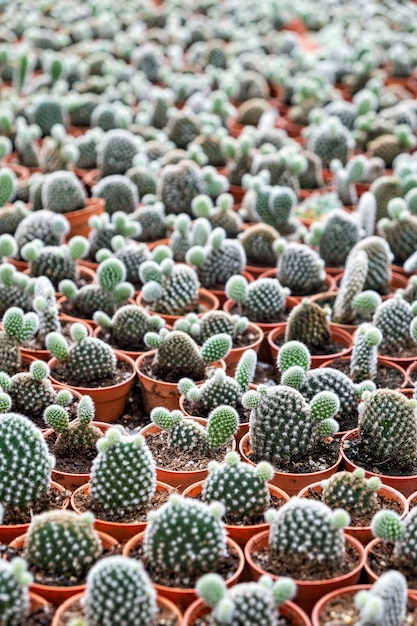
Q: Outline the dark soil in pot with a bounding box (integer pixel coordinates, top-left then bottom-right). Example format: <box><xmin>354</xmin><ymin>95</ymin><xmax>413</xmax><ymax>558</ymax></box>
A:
<box><xmin>249</xmin><ymin>439</ymin><xmax>340</xmax><ymax>474</ymax></box>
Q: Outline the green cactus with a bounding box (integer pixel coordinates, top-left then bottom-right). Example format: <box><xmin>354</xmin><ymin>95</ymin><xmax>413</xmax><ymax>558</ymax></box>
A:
<box><xmin>144</xmin><ymin>494</ymin><xmax>227</xmax><ymax>575</ymax></box>
<box><xmin>321</xmin><ymin>468</ymin><xmax>381</xmax><ymax>519</ymax></box>
<box><xmin>131</xmin><ymin>201</ymin><xmax>166</xmax><ymax>241</ymax></box>
<box><xmin>275</xmin><ymin>241</ymin><xmax>326</xmax><ymax>296</ymax></box>
<box><xmin>357</xmin><ymin>388</ymin><xmax>417</xmax><ymax>471</ymax></box>
<box><xmin>39</xmin><ymin>170</ymin><xmax>86</xmax><ymax>214</ymax></box>
<box><xmin>378</xmin><ymin>198</ymin><xmax>417</xmax><ymax>265</ymax></box>
<box><xmin>167</xmin><ymin>110</ymin><xmax>201</xmax><ymax>149</ymax></box>
<box><xmin>369</xmin><ymin>175</ymin><xmax>403</xmax><ymax>222</ymax></box>
<box><xmin>21</xmin><ymin>236</ymin><xmax>89</xmax><ymax>288</ymax></box>
<box><xmin>307</xmin><ymin>117</ymin><xmax>354</xmax><ymax>167</ymax></box>
<box><xmin>14</xmin><ymin>209</ymin><xmax>69</xmax><ymax>253</ymax></box>
<box><xmin>46</xmin><ymin>323</ymin><xmax>117</xmax><ymax>384</ymax></box>
<box><xmin>192</xmin><ymin>193</ymin><xmax>242</xmax><ymax>238</ymax></box>
<box><xmin>347</xmin><ymin>236</ymin><xmax>393</xmax><ymax>294</ymax></box>
<box><xmin>350</xmin><ymin>323</ymin><xmax>382</xmax><ymax>382</ymax></box>
<box><xmin>0</xmin><ymin>203</ymin><xmax>29</xmax><ymax>236</ymax></box>
<box><xmin>0</xmin><ymin>412</ymin><xmax>54</xmax><ymax>508</ymax></box>
<box><xmin>30</xmin><ymin>96</ymin><xmax>67</xmax><ymax>136</ymax></box>
<box><xmin>222</xmin><ymin>134</ymin><xmax>255</xmax><ymax>187</ymax></box>
<box><xmin>238</xmin><ymin>223</ymin><xmax>280</xmax><ymax>267</ymax></box>
<box><xmin>169</xmin><ymin>214</ymin><xmax>210</xmax><ymax>262</ymax></box>
<box><xmin>94</xmin><ymin>304</ymin><xmax>164</xmax><ymax>352</ymax></box>
<box><xmin>225</xmin><ymin>275</ymin><xmax>289</xmax><ymax>323</ymax></box>
<box><xmin>372</xmin><ymin>508</ymin><xmax>417</xmax><ymax>569</ymax></box>
<box><xmin>197</xmin><ymin>573</ymin><xmax>296</xmax><ymax>626</ymax></box>
<box><xmin>0</xmin><ymin>306</ymin><xmax>38</xmax><ymax>375</ymax></box>
<box><xmin>0</xmin><ymin>558</ymin><xmax>33</xmax><ymax>626</ymax></box>
<box><xmin>126</xmin><ymin>165</ymin><xmax>158</xmax><ymax>199</ymax></box>
<box><xmin>92</xmin><ymin>175</ymin><xmax>139</xmax><ymax>215</ymax></box>
<box><xmin>96</xmin><ymin>129</ymin><xmax>141</xmax><ymax>176</ymax></box>
<box><xmin>38</xmin><ymin>125</ymin><xmax>79</xmax><ymax>174</ymax></box>
<box><xmin>31</xmin><ymin>275</ymin><xmax>61</xmax><ymax>343</ymax></box>
<box><xmin>89</xmin><ymin>427</ymin><xmax>156</xmax><ymax>517</ymax></box>
<box><xmin>372</xmin><ymin>294</ymin><xmax>417</xmax><ymax>356</ymax></box>
<box><xmin>87</xmin><ymin>212</ymin><xmax>140</xmax><ymax>259</ymax></box>
<box><xmin>24</xmin><ymin>510</ymin><xmax>102</xmax><ymax>578</ymax></box>
<box><xmin>332</xmin><ymin>250</ymin><xmax>369</xmax><ymax>324</ymax></box>
<box><xmin>243</xmin><ymin>176</ymin><xmax>300</xmax><ymax>235</ymax></box>
<box><xmin>0</xmin><ymin>168</ymin><xmax>16</xmax><ymax>207</ymax></box>
<box><xmin>83</xmin><ymin>556</ymin><xmax>157</xmax><ymax>626</ymax></box>
<box><xmin>306</xmin><ymin>209</ymin><xmax>361</xmax><ymax>268</ymax></box>
<box><xmin>193</xmin><ymin>310</ymin><xmax>249</xmax><ymax>344</ymax></box>
<box><xmin>355</xmin><ymin>570</ymin><xmax>408</xmax><ymax>626</ymax></box>
<box><xmin>96</xmin><ymin>236</ymin><xmax>148</xmax><ymax>287</ymax></box>
<box><xmin>0</xmin><ymin>263</ymin><xmax>34</xmax><ymax>316</ymax></box>
<box><xmin>157</xmin><ymin>159</ymin><xmax>207</xmax><ymax>215</ymax></box>
<box><xmin>284</xmin><ymin>299</ymin><xmax>331</xmax><ymax>349</ymax></box>
<box><xmin>74</xmin><ymin>128</ymin><xmax>103</xmax><ymax>170</ymax></box>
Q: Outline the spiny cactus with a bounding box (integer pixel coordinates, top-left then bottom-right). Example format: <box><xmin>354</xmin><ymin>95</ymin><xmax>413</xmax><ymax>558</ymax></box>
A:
<box><xmin>0</xmin><ymin>168</ymin><xmax>16</xmax><ymax>208</ymax></box>
<box><xmin>330</xmin><ymin>156</ymin><xmax>369</xmax><ymax>206</ymax></box>
<box><xmin>372</xmin><ymin>508</ymin><xmax>417</xmax><ymax>569</ymax></box>
<box><xmin>166</xmin><ymin>110</ymin><xmax>201</xmax><ymax>149</ymax></box>
<box><xmin>355</xmin><ymin>570</ymin><xmax>408</xmax><ymax>626</ymax></box>
<box><xmin>38</xmin><ymin>125</ymin><xmax>79</xmax><ymax>174</ymax></box>
<box><xmin>96</xmin><ymin>129</ymin><xmax>141</xmax><ymax>176</ymax></box>
<box><xmin>0</xmin><ymin>263</ymin><xmax>34</xmax><ymax>316</ymax></box>
<box><xmin>378</xmin><ymin>198</ymin><xmax>417</xmax><ymax>265</ymax></box>
<box><xmin>372</xmin><ymin>294</ymin><xmax>417</xmax><ymax>356</ymax></box>
<box><xmin>321</xmin><ymin>468</ymin><xmax>381</xmax><ymax>519</ymax></box>
<box><xmin>275</xmin><ymin>241</ymin><xmax>326</xmax><ymax>296</ymax></box>
<box><xmin>347</xmin><ymin>236</ymin><xmax>393</xmax><ymax>294</ymax></box>
<box><xmin>168</xmin><ymin>214</ymin><xmax>210</xmax><ymax>262</ymax></box>
<box><xmin>31</xmin><ymin>275</ymin><xmax>61</xmax><ymax>342</ymax></box>
<box><xmin>0</xmin><ymin>202</ymin><xmax>29</xmax><ymax>237</ymax></box>
<box><xmin>225</xmin><ymin>275</ymin><xmax>289</xmax><ymax>323</ymax></box>
<box><xmin>222</xmin><ymin>134</ymin><xmax>255</xmax><ymax>187</ymax></box>
<box><xmin>29</xmin><ymin>96</ymin><xmax>67</xmax><ymax>136</ymax></box>
<box><xmin>131</xmin><ymin>201</ymin><xmax>166</xmax><ymax>242</ymax></box>
<box><xmin>89</xmin><ymin>427</ymin><xmax>156</xmax><ymax>517</ymax></box>
<box><xmin>21</xmin><ymin>236</ymin><xmax>89</xmax><ymax>288</ymax></box>
<box><xmin>242</xmin><ymin>175</ymin><xmax>300</xmax><ymax>236</ymax></box>
<box><xmin>83</xmin><ymin>556</ymin><xmax>157</xmax><ymax>626</ymax></box>
<box><xmin>192</xmin><ymin>193</ymin><xmax>242</xmax><ymax>238</ymax></box>
<box><xmin>0</xmin><ymin>558</ymin><xmax>33</xmax><ymax>626</ymax></box>
<box><xmin>307</xmin><ymin>116</ymin><xmax>354</xmax><ymax>167</ymax></box>
<box><xmin>157</xmin><ymin>159</ymin><xmax>206</xmax><ymax>215</ymax></box>
<box><xmin>284</xmin><ymin>299</ymin><xmax>331</xmax><ymax>349</ymax></box>
<box><xmin>238</xmin><ymin>223</ymin><xmax>280</xmax><ymax>267</ymax></box>
<box><xmin>126</xmin><ymin>165</ymin><xmax>158</xmax><ymax>199</ymax></box>
<box><xmin>350</xmin><ymin>323</ymin><xmax>382</xmax><ymax>382</ymax></box>
<box><xmin>94</xmin><ymin>304</ymin><xmax>165</xmax><ymax>352</ymax></box>
<box><xmin>87</xmin><ymin>211</ymin><xmax>140</xmax><ymax>259</ymax></box>
<box><xmin>150</xmin><ymin>405</ymin><xmax>238</xmax><ymax>452</ymax></box>
<box><xmin>332</xmin><ymin>250</ymin><xmax>369</xmax><ymax>324</ymax></box>
<box><xmin>0</xmin><ymin>306</ymin><xmax>38</xmax><ymax>375</ymax></box>
<box><xmin>24</xmin><ymin>510</ymin><xmax>102</xmax><ymax>578</ymax></box>
<box><xmin>14</xmin><ymin>209</ymin><xmax>69</xmax><ymax>253</ymax></box>
<box><xmin>144</xmin><ymin>494</ymin><xmax>227</xmax><ymax>575</ymax></box>
<box><xmin>197</xmin><ymin>573</ymin><xmax>296</xmax><ymax>626</ymax></box>
<box><xmin>92</xmin><ymin>174</ymin><xmax>139</xmax><ymax>215</ymax></box>
<box><xmin>306</xmin><ymin>209</ymin><xmax>362</xmax><ymax>268</ymax></box>
<box><xmin>46</xmin><ymin>323</ymin><xmax>117</xmax><ymax>384</ymax></box>
<box><xmin>41</xmin><ymin>170</ymin><xmax>87</xmax><ymax>214</ymax></box>
<box><xmin>175</xmin><ymin>309</ymin><xmax>249</xmax><ymax>345</ymax></box>
<box><xmin>357</xmin><ymin>388</ymin><xmax>417</xmax><ymax>471</ymax></box>
<box><xmin>370</xmin><ymin>175</ymin><xmax>403</xmax><ymax>222</ymax></box>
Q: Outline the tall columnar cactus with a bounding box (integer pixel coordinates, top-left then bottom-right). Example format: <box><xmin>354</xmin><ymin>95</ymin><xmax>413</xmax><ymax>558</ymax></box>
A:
<box><xmin>186</xmin><ymin>227</ymin><xmax>246</xmax><ymax>289</ymax></box>
<box><xmin>144</xmin><ymin>329</ymin><xmax>231</xmax><ymax>381</ymax></box>
<box><xmin>347</xmin><ymin>236</ymin><xmax>393</xmax><ymax>294</ymax></box>
<box><xmin>59</xmin><ymin>257</ymin><xmax>134</xmax><ymax>318</ymax></box>
<box><xmin>332</xmin><ymin>250</ymin><xmax>369</xmax><ymax>324</ymax></box>
<box><xmin>41</xmin><ymin>171</ymin><xmax>87</xmax><ymax>214</ymax></box>
<box><xmin>0</xmin><ymin>306</ymin><xmax>38</xmax><ymax>375</ymax></box>
<box><xmin>284</xmin><ymin>299</ymin><xmax>330</xmax><ymax>348</ymax></box>
<box><xmin>306</xmin><ymin>209</ymin><xmax>361</xmax><ymax>268</ymax></box>
<box><xmin>0</xmin><ymin>558</ymin><xmax>33</xmax><ymax>626</ymax></box>
<box><xmin>89</xmin><ymin>428</ymin><xmax>156</xmax><ymax>517</ymax></box>
<box><xmin>0</xmin><ymin>412</ymin><xmax>54</xmax><ymax>508</ymax></box>
<box><xmin>96</xmin><ymin>129</ymin><xmax>141</xmax><ymax>176</ymax></box>
<box><xmin>321</xmin><ymin>468</ymin><xmax>381</xmax><ymax>519</ymax></box>
<box><xmin>46</xmin><ymin>323</ymin><xmax>117</xmax><ymax>384</ymax></box>
<box><xmin>372</xmin><ymin>508</ymin><xmax>417</xmax><ymax>568</ymax></box>
<box><xmin>242</xmin><ymin>384</ymin><xmax>339</xmax><ymax>466</ymax></box>
<box><xmin>24</xmin><ymin>510</ymin><xmax>102</xmax><ymax>578</ymax></box>
<box><xmin>372</xmin><ymin>294</ymin><xmax>417</xmax><ymax>356</ymax></box>
<box><xmin>14</xmin><ymin>209</ymin><xmax>69</xmax><ymax>253</ymax></box>
<box><xmin>275</xmin><ymin>241</ymin><xmax>326</xmax><ymax>296</ymax></box>
<box><xmin>150</xmin><ymin>405</ymin><xmax>238</xmax><ymax>452</ymax></box>
<box><xmin>357</xmin><ymin>388</ymin><xmax>417</xmax><ymax>471</ymax></box>
<box><xmin>157</xmin><ymin>159</ymin><xmax>206</xmax><ymax>215</ymax></box>
<box><xmin>21</xmin><ymin>236</ymin><xmax>89</xmax><ymax>288</ymax></box>
<box><xmin>83</xmin><ymin>556</ymin><xmax>157</xmax><ymax>626</ymax></box>
<box><xmin>225</xmin><ymin>275</ymin><xmax>289</xmax><ymax>323</ymax></box>
<box><xmin>94</xmin><ymin>304</ymin><xmax>165</xmax><ymax>351</ymax></box>
<box><xmin>238</xmin><ymin>223</ymin><xmax>280</xmax><ymax>267</ymax></box>
<box><xmin>355</xmin><ymin>570</ymin><xmax>408</xmax><ymax>626</ymax></box>
<box><xmin>265</xmin><ymin>498</ymin><xmax>350</xmax><ymax>563</ymax></box>
<box><xmin>202</xmin><ymin>451</ymin><xmax>273</xmax><ymax>521</ymax></box>
<box><xmin>196</xmin><ymin>573</ymin><xmax>296</xmax><ymax>626</ymax></box>
<box><xmin>178</xmin><ymin>348</ymin><xmax>257</xmax><ymax>413</ymax></box>
<box><xmin>144</xmin><ymin>494</ymin><xmax>227</xmax><ymax>575</ymax></box>
<box><xmin>350</xmin><ymin>323</ymin><xmax>382</xmax><ymax>382</ymax></box>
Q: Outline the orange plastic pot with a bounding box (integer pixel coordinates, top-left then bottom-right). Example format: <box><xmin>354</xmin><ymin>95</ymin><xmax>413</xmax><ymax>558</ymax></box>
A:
<box><xmin>245</xmin><ymin>530</ymin><xmax>365</xmax><ymax>614</ymax></box>
<box><xmin>136</xmin><ymin>287</ymin><xmax>220</xmax><ymax>326</ymax></box>
<box><xmin>122</xmin><ymin>531</ymin><xmax>245</xmax><ymax>609</ymax></box>
<box><xmin>20</xmin><ymin>319</ymin><xmax>93</xmax><ymax>362</ymax></box>
<box><xmin>297</xmin><ymin>481</ymin><xmax>408</xmax><ymax>545</ymax></box>
<box><xmin>64</xmin><ymin>197</ymin><xmax>105</xmax><ymax>239</ymax></box>
<box><xmin>183</xmin><ymin>597</ymin><xmax>311</xmax><ymax>626</ymax></box>
<box><xmin>267</xmin><ymin>324</ymin><xmax>353</xmax><ymax>370</ymax></box>
<box><xmin>51</xmin><ymin>591</ymin><xmax>183</xmax><ymax>626</ymax></box>
<box><xmin>47</xmin><ymin>351</ymin><xmax>136</xmax><ymax>423</ymax></box>
<box><xmin>239</xmin><ymin>432</ymin><xmax>342</xmax><ymax>496</ymax></box>
<box><xmin>7</xmin><ymin>531</ymin><xmax>118</xmax><ymax>605</ymax></box>
<box><xmin>182</xmin><ymin>480</ymin><xmax>290</xmax><ymax>546</ymax></box>
<box><xmin>333</xmin><ymin>270</ymin><xmax>408</xmax><ymax>300</ymax></box>
<box><xmin>223</xmin><ymin>321</ymin><xmax>264</xmax><ymax>376</ymax></box>
<box><xmin>139</xmin><ymin>419</ymin><xmax>236</xmax><ymax>490</ymax></box>
<box><xmin>70</xmin><ymin>480</ymin><xmax>175</xmax><ymax>542</ymax></box>
<box><xmin>81</xmin><ymin>168</ymin><xmax>101</xmax><ymax>192</ymax></box>
<box><xmin>407</xmin><ymin>489</ymin><xmax>417</xmax><ymax>510</ymax></box>
<box><xmin>341</xmin><ymin>429</ymin><xmax>417</xmax><ymax>498</ymax></box>
<box><xmin>0</xmin><ymin>481</ymin><xmax>70</xmax><ymax>545</ymax></box>
<box><xmin>258</xmin><ymin>268</ymin><xmax>337</xmax><ymax>299</ymax></box>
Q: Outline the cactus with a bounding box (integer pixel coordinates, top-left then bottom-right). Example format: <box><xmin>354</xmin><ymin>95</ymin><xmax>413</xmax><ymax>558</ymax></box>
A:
<box><xmin>30</xmin><ymin>96</ymin><xmax>67</xmax><ymax>136</ymax></box>
<box><xmin>284</xmin><ymin>299</ymin><xmax>331</xmax><ymax>349</ymax></box>
<box><xmin>0</xmin><ymin>558</ymin><xmax>33</xmax><ymax>626</ymax></box>
<box><xmin>131</xmin><ymin>201</ymin><xmax>166</xmax><ymax>242</ymax></box>
<box><xmin>369</xmin><ymin>175</ymin><xmax>403</xmax><ymax>222</ymax></box>
<box><xmin>182</xmin><ymin>309</ymin><xmax>249</xmax><ymax>345</ymax></box>
<box><xmin>0</xmin><ymin>306</ymin><xmax>38</xmax><ymax>375</ymax></box>
<box><xmin>24</xmin><ymin>510</ymin><xmax>102</xmax><ymax>578</ymax></box>
<box><xmin>92</xmin><ymin>175</ymin><xmax>139</xmax><ymax>215</ymax></box>
<box><xmin>238</xmin><ymin>223</ymin><xmax>280</xmax><ymax>267</ymax></box>
<box><xmin>169</xmin><ymin>214</ymin><xmax>210</xmax><ymax>262</ymax></box>
<box><xmin>14</xmin><ymin>209</ymin><xmax>69</xmax><ymax>253</ymax></box>
<box><xmin>167</xmin><ymin>110</ymin><xmax>201</xmax><ymax>149</ymax></box>
<box><xmin>372</xmin><ymin>294</ymin><xmax>417</xmax><ymax>356</ymax></box>
<box><xmin>0</xmin><ymin>263</ymin><xmax>34</xmax><ymax>316</ymax></box>
<box><xmin>368</xmin><ymin>127</ymin><xmax>416</xmax><ymax>169</ymax></box>
<box><xmin>39</xmin><ymin>171</ymin><xmax>86</xmax><ymax>214</ymax></box>
<box><xmin>186</xmin><ymin>228</ymin><xmax>246</xmax><ymax>289</ymax></box>
<box><xmin>225</xmin><ymin>275</ymin><xmax>289</xmax><ymax>323</ymax></box>
<box><xmin>46</xmin><ymin>323</ymin><xmax>117</xmax><ymax>384</ymax></box>
<box><xmin>332</xmin><ymin>250</ymin><xmax>369</xmax><ymax>324</ymax></box>
<box><xmin>378</xmin><ymin>198</ymin><xmax>417</xmax><ymax>265</ymax></box>
<box><xmin>372</xmin><ymin>508</ymin><xmax>417</xmax><ymax>569</ymax></box>
<box><xmin>275</xmin><ymin>241</ymin><xmax>326</xmax><ymax>296</ymax></box>
<box><xmin>350</xmin><ymin>323</ymin><xmax>382</xmax><ymax>382</ymax></box>
<box><xmin>31</xmin><ymin>275</ymin><xmax>61</xmax><ymax>343</ymax></box>
<box><xmin>96</xmin><ymin>129</ymin><xmax>141</xmax><ymax>176</ymax></box>
<box><xmin>83</xmin><ymin>556</ymin><xmax>157</xmax><ymax>626</ymax></box>
<box><xmin>0</xmin><ymin>202</ymin><xmax>29</xmax><ymax>236</ymax></box>
<box><xmin>94</xmin><ymin>304</ymin><xmax>165</xmax><ymax>352</ymax></box>
<box><xmin>89</xmin><ymin>427</ymin><xmax>156</xmax><ymax>517</ymax></box>
<box><xmin>307</xmin><ymin>117</ymin><xmax>354</xmax><ymax>167</ymax></box>
<box><xmin>321</xmin><ymin>468</ymin><xmax>381</xmax><ymax>519</ymax></box>
<box><xmin>306</xmin><ymin>209</ymin><xmax>361</xmax><ymax>268</ymax></box>
<box><xmin>21</xmin><ymin>236</ymin><xmax>89</xmax><ymax>288</ymax></box>
<box><xmin>74</xmin><ymin>128</ymin><xmax>103</xmax><ymax>170</ymax></box>
<box><xmin>88</xmin><ymin>212</ymin><xmax>140</xmax><ymax>259</ymax></box>
<box><xmin>202</xmin><ymin>451</ymin><xmax>273</xmax><ymax>522</ymax></box>
<box><xmin>0</xmin><ymin>412</ymin><xmax>54</xmax><ymax>508</ymax></box>
<box><xmin>331</xmin><ymin>156</ymin><xmax>368</xmax><ymax>207</ymax></box>
<box><xmin>191</xmin><ymin>193</ymin><xmax>242</xmax><ymax>239</ymax></box>
<box><xmin>38</xmin><ymin>125</ymin><xmax>79</xmax><ymax>174</ymax></box>
<box><xmin>197</xmin><ymin>573</ymin><xmax>296</xmax><ymax>626</ymax></box>
<box><xmin>157</xmin><ymin>159</ymin><xmax>206</xmax><ymax>215</ymax></box>
<box><xmin>242</xmin><ymin>384</ymin><xmax>339</xmax><ymax>466</ymax></box>
<box><xmin>357</xmin><ymin>388</ymin><xmax>417</xmax><ymax>471</ymax></box>
<box><xmin>144</xmin><ymin>494</ymin><xmax>227</xmax><ymax>575</ymax></box>
<box><xmin>96</xmin><ymin>236</ymin><xmax>148</xmax><ymax>287</ymax></box>
<box><xmin>222</xmin><ymin>134</ymin><xmax>255</xmax><ymax>187</ymax></box>
<box><xmin>0</xmin><ymin>168</ymin><xmax>16</xmax><ymax>207</ymax></box>
<box><xmin>347</xmin><ymin>236</ymin><xmax>393</xmax><ymax>294</ymax></box>
<box><xmin>355</xmin><ymin>570</ymin><xmax>408</xmax><ymax>626</ymax></box>
<box><xmin>126</xmin><ymin>165</ymin><xmax>158</xmax><ymax>198</ymax></box>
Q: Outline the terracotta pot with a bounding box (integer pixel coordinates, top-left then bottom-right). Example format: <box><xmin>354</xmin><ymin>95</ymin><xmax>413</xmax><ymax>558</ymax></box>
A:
<box><xmin>297</xmin><ymin>481</ymin><xmax>408</xmax><ymax>545</ymax></box>
<box><xmin>224</xmin><ymin>321</ymin><xmax>264</xmax><ymax>376</ymax></box>
<box><xmin>51</xmin><ymin>592</ymin><xmax>183</xmax><ymax>626</ymax></box>
<box><xmin>183</xmin><ymin>597</ymin><xmax>311</xmax><ymax>626</ymax></box>
<box><xmin>311</xmin><ymin>585</ymin><xmax>417</xmax><ymax>626</ymax></box>
<box><xmin>308</xmin><ymin>291</ymin><xmax>359</xmax><ymax>335</ymax></box>
<box><xmin>93</xmin><ymin>325</ymin><xmax>152</xmax><ymax>361</ymax></box>
<box><xmin>275</xmin><ymin>115</ymin><xmax>305</xmax><ymax>139</ymax></box>
<box><xmin>319</xmin><ymin>355</ymin><xmax>409</xmax><ymax>391</ymax></box>
<box><xmin>136</xmin><ymin>287</ymin><xmax>220</xmax><ymax>326</ymax></box>
<box><xmin>4</xmin><ymin>256</ymin><xmax>29</xmax><ymax>272</ymax></box>
<box><xmin>267</xmin><ymin>325</ymin><xmax>353</xmax><ymax>370</ymax></box>
<box><xmin>407</xmin><ymin>490</ymin><xmax>417</xmax><ymax>510</ymax></box>
<box><xmin>7</xmin><ymin>531</ymin><xmax>118</xmax><ymax>605</ymax></box>
<box><xmin>64</xmin><ymin>197</ymin><xmax>105</xmax><ymax>240</ymax></box>
<box><xmin>20</xmin><ymin>319</ymin><xmax>93</xmax><ymax>362</ymax></box>
<box><xmin>139</xmin><ymin>419</ymin><xmax>236</xmax><ymax>490</ymax></box>
<box><xmin>258</xmin><ymin>268</ymin><xmax>337</xmax><ymax>301</ymax></box>
<box><xmin>77</xmin><ymin>258</ymin><xmax>99</xmax><ymax>272</ymax></box>
<box><xmin>0</xmin><ymin>481</ymin><xmax>70</xmax><ymax>545</ymax></box>
<box><xmin>333</xmin><ymin>270</ymin><xmax>408</xmax><ymax>300</ymax></box>
<box><xmin>47</xmin><ymin>351</ymin><xmax>136</xmax><ymax>423</ymax></box>
<box><xmin>29</xmin><ymin>591</ymin><xmax>51</xmax><ymax>614</ymax></box>
<box><xmin>81</xmin><ymin>168</ymin><xmax>101</xmax><ymax>193</ymax></box>
<box><xmin>182</xmin><ymin>480</ymin><xmax>290</xmax><ymax>546</ymax></box>
<box><xmin>239</xmin><ymin>432</ymin><xmax>342</xmax><ymax>496</ymax></box>
<box><xmin>245</xmin><ymin>530</ymin><xmax>365</xmax><ymax>614</ymax></box>
<box><xmin>206</xmin><ymin>269</ymin><xmax>254</xmax><ymax>308</ymax></box>
<box><xmin>70</xmin><ymin>480</ymin><xmax>175</xmax><ymax>542</ymax></box>
<box><xmin>178</xmin><ymin>394</ymin><xmax>250</xmax><ymax>444</ymax></box>
<box><xmin>341</xmin><ymin>429</ymin><xmax>417</xmax><ymax>498</ymax></box>
<box><xmin>43</xmin><ymin>421</ymin><xmax>113</xmax><ymax>490</ymax></box>
<box><xmin>122</xmin><ymin>531</ymin><xmax>245</xmax><ymax>609</ymax></box>
<box><xmin>406</xmin><ymin>361</ymin><xmax>417</xmax><ymax>390</ymax></box>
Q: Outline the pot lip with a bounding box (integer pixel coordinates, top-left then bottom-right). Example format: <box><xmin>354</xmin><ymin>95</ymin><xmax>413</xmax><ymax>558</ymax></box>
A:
<box><xmin>239</xmin><ymin>432</ymin><xmax>342</xmax><ymax>480</ymax></box>
<box><xmin>47</xmin><ymin>350</ymin><xmax>136</xmax><ymax>393</ymax></box>
<box><xmin>134</xmin><ymin>349</ymin><xmax>226</xmax><ymax>384</ymax></box>
<box><xmin>267</xmin><ymin>322</ymin><xmax>353</xmax><ymax>353</ymax></box>
<box><xmin>136</xmin><ymin>287</ymin><xmax>220</xmax><ymax>319</ymax></box>
<box><xmin>222</xmin><ymin>297</ymin><xmax>300</xmax><ymax>328</ymax></box>
<box><xmin>244</xmin><ymin>529</ymin><xmax>366</xmax><ymax>588</ymax></box>
<box><xmin>318</xmin><ymin>354</ymin><xmax>409</xmax><ymax>387</ymax></box>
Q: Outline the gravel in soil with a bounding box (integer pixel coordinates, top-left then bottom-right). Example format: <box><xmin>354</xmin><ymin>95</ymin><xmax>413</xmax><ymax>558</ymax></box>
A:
<box><xmin>57</xmin><ymin>599</ymin><xmax>179</xmax><ymax>626</ymax></box>
<box><xmin>343</xmin><ymin>438</ymin><xmax>417</xmax><ymax>477</ymax></box>
<box><xmin>128</xmin><ymin>539</ymin><xmax>240</xmax><ymax>589</ymax></box>
<box><xmin>1</xmin><ymin>486</ymin><xmax>70</xmax><ymax>525</ymax></box>
<box><xmin>139</xmin><ymin>352</ymin><xmax>221</xmax><ymax>384</ymax></box>
<box><xmin>115</xmin><ymin>383</ymin><xmax>150</xmax><ymax>433</ymax></box>
<box><xmin>183</xmin><ymin>397</ymin><xmax>250</xmax><ymax>424</ymax></box>
<box><xmin>249</xmin><ymin>439</ymin><xmax>341</xmax><ymax>474</ymax></box>
<box><xmin>45</xmin><ymin>431</ymin><xmax>99</xmax><ymax>475</ymax></box>
<box><xmin>251</xmin><ymin>541</ymin><xmax>360</xmax><ymax>581</ymax></box>
<box><xmin>50</xmin><ymin>358</ymin><xmax>132</xmax><ymax>388</ymax></box>
<box><xmin>380</xmin><ymin>338</ymin><xmax>417</xmax><ymax>360</ymax></box>
<box><xmin>145</xmin><ymin>430</ymin><xmax>234</xmax><ymax>471</ymax></box>
<box><xmin>273</xmin><ymin>335</ymin><xmax>348</xmax><ymax>357</ymax></box>
<box><xmin>26</xmin><ymin>606</ymin><xmax>54</xmax><ymax>626</ymax></box>
<box><xmin>317</xmin><ymin>592</ymin><xmax>417</xmax><ymax>626</ymax></box>
<box><xmin>230</xmin><ymin>327</ymin><xmax>261</xmax><ymax>349</ymax></box>
<box><xmin>194</xmin><ymin>492</ymin><xmax>287</xmax><ymax>526</ymax></box>
<box><xmin>367</xmin><ymin>541</ymin><xmax>417</xmax><ymax>589</ymax></box>
<box><xmin>327</xmin><ymin>357</ymin><xmax>405</xmax><ymax>389</ymax></box>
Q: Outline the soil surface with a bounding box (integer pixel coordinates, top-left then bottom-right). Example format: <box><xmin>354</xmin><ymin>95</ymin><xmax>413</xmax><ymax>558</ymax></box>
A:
<box><xmin>317</xmin><ymin>592</ymin><xmax>417</xmax><ymax>626</ymax></box>
<box><xmin>45</xmin><ymin>431</ymin><xmax>99</xmax><ymax>474</ymax></box>
<box><xmin>26</xmin><ymin>606</ymin><xmax>54</xmax><ymax>626</ymax></box>
<box><xmin>2</xmin><ymin>486</ymin><xmax>70</xmax><ymax>525</ymax></box>
<box><xmin>183</xmin><ymin>397</ymin><xmax>250</xmax><ymax>424</ymax></box>
<box><xmin>249</xmin><ymin>439</ymin><xmax>340</xmax><ymax>474</ymax></box>
<box><xmin>367</xmin><ymin>541</ymin><xmax>417</xmax><ymax>589</ymax></box>
<box><xmin>57</xmin><ymin>599</ymin><xmax>179</xmax><ymax>626</ymax></box>
<box><xmin>50</xmin><ymin>358</ymin><xmax>132</xmax><ymax>388</ymax></box>
<box><xmin>328</xmin><ymin>357</ymin><xmax>405</xmax><ymax>389</ymax></box>
<box><xmin>343</xmin><ymin>437</ymin><xmax>417</xmax><ymax>477</ymax></box>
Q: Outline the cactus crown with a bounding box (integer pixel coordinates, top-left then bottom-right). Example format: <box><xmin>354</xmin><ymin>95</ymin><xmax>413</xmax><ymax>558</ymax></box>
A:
<box><xmin>284</xmin><ymin>298</ymin><xmax>330</xmax><ymax>348</ymax></box>
<box><xmin>321</xmin><ymin>468</ymin><xmax>381</xmax><ymax>519</ymax></box>
<box><xmin>372</xmin><ymin>508</ymin><xmax>417</xmax><ymax>568</ymax></box>
<box><xmin>225</xmin><ymin>275</ymin><xmax>289</xmax><ymax>323</ymax></box>
<box><xmin>350</xmin><ymin>323</ymin><xmax>382</xmax><ymax>382</ymax></box>
<box><xmin>140</xmin><ymin>257</ymin><xmax>200</xmax><ymax>317</ymax></box>
<box><xmin>276</xmin><ymin>241</ymin><xmax>325</xmax><ymax>296</ymax></box>
<box><xmin>355</xmin><ymin>570</ymin><xmax>408</xmax><ymax>626</ymax></box>
<box><xmin>94</xmin><ymin>304</ymin><xmax>165</xmax><ymax>351</ymax></box>
<box><xmin>0</xmin><ymin>558</ymin><xmax>33</xmax><ymax>626</ymax></box>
